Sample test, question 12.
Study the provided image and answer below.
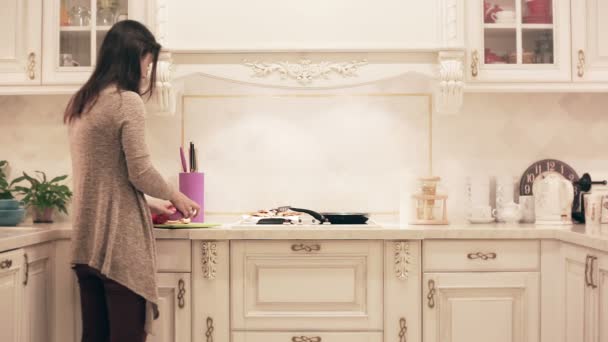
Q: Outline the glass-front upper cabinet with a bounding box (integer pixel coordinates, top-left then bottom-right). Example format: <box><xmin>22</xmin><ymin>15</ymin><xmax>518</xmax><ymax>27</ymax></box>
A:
<box><xmin>42</xmin><ymin>0</ymin><xmax>148</xmax><ymax>84</ymax></box>
<box><xmin>466</xmin><ymin>0</ymin><xmax>571</xmax><ymax>82</ymax></box>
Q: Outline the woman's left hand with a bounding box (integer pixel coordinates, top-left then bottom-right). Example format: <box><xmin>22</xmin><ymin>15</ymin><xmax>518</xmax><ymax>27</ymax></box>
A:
<box><xmin>148</xmin><ymin>199</ymin><xmax>176</xmax><ymax>215</ymax></box>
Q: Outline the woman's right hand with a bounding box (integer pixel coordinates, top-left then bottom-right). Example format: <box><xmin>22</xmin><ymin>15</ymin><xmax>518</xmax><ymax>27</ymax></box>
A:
<box><xmin>170</xmin><ymin>191</ymin><xmax>201</xmax><ymax>219</ymax></box>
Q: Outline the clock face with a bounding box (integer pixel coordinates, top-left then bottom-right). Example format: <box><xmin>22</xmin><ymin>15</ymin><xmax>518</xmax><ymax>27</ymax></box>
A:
<box><xmin>519</xmin><ymin>158</ymin><xmax>580</xmax><ymax>209</ymax></box>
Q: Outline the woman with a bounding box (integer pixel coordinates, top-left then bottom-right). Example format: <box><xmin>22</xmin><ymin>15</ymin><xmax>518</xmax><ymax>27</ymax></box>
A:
<box><xmin>65</xmin><ymin>20</ymin><xmax>199</xmax><ymax>342</ymax></box>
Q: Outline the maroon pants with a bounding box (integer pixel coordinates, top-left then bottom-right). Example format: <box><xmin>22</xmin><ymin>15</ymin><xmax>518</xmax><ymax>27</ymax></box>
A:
<box><xmin>73</xmin><ymin>264</ymin><xmax>147</xmax><ymax>342</ymax></box>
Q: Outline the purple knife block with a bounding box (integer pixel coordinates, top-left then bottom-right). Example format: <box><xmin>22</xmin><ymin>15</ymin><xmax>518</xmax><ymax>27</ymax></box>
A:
<box><xmin>178</xmin><ymin>172</ymin><xmax>204</xmax><ymax>223</ymax></box>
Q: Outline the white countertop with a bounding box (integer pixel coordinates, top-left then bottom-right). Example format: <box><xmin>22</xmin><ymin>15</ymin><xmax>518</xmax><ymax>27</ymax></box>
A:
<box><xmin>2</xmin><ymin>219</ymin><xmax>608</xmax><ymax>253</ymax></box>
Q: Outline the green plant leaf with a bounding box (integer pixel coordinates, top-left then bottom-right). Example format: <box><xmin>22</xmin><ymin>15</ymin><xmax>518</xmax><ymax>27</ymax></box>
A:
<box><xmin>50</xmin><ymin>175</ymin><xmax>68</xmax><ymax>183</ymax></box>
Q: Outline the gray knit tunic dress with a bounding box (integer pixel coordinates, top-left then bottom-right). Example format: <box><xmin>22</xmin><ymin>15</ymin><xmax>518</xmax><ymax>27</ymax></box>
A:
<box><xmin>68</xmin><ymin>86</ymin><xmax>174</xmax><ymax>333</ymax></box>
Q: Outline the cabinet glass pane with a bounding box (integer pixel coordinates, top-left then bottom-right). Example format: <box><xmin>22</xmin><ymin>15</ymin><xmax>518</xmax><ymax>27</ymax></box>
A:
<box><xmin>484</xmin><ymin>0</ymin><xmax>516</xmax><ymax>24</ymax></box>
<box><xmin>97</xmin><ymin>0</ymin><xmax>129</xmax><ymax>27</ymax></box>
<box><xmin>60</xmin><ymin>32</ymin><xmax>91</xmax><ymax>67</ymax></box>
<box><xmin>522</xmin><ymin>29</ymin><xmax>553</xmax><ymax>64</ymax></box>
<box><xmin>484</xmin><ymin>29</ymin><xmax>517</xmax><ymax>64</ymax></box>
<box><xmin>522</xmin><ymin>0</ymin><xmax>552</xmax><ymax>24</ymax></box>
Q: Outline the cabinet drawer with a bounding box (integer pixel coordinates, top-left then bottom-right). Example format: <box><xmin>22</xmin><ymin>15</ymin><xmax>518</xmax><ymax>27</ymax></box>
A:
<box><xmin>156</xmin><ymin>240</ymin><xmax>191</xmax><ymax>273</ymax></box>
<box><xmin>423</xmin><ymin>240</ymin><xmax>539</xmax><ymax>272</ymax></box>
<box><xmin>231</xmin><ymin>240</ymin><xmax>383</xmax><ymax>330</ymax></box>
<box><xmin>232</xmin><ymin>331</ymin><xmax>383</xmax><ymax>342</ymax></box>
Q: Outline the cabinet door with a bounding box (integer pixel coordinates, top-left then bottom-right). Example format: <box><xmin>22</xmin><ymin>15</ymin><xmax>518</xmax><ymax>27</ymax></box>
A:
<box><xmin>231</xmin><ymin>240</ymin><xmax>383</xmax><ymax>331</ymax></box>
<box><xmin>0</xmin><ymin>0</ymin><xmax>42</xmax><ymax>85</ymax></box>
<box><xmin>423</xmin><ymin>272</ymin><xmax>539</xmax><ymax>342</ymax></box>
<box><xmin>0</xmin><ymin>249</ymin><xmax>25</xmax><ymax>342</ymax></box>
<box><xmin>571</xmin><ymin>0</ymin><xmax>608</xmax><ymax>81</ymax></box>
<box><xmin>42</xmin><ymin>0</ymin><xmax>146</xmax><ymax>84</ymax></box>
<box><xmin>466</xmin><ymin>0</ymin><xmax>571</xmax><ymax>82</ymax></box>
<box><xmin>22</xmin><ymin>244</ymin><xmax>52</xmax><ymax>342</ymax></box>
<box><xmin>148</xmin><ymin>273</ymin><xmax>191</xmax><ymax>342</ymax></box>
<box><xmin>561</xmin><ymin>244</ymin><xmax>596</xmax><ymax>342</ymax></box>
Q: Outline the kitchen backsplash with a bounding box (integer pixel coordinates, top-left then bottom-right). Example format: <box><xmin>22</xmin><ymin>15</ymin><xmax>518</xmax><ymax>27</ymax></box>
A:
<box><xmin>1</xmin><ymin>80</ymin><xmax>608</xmax><ymax>223</ymax></box>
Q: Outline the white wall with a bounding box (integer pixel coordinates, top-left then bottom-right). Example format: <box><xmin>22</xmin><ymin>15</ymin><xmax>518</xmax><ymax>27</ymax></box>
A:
<box><xmin>1</xmin><ymin>81</ymin><xmax>607</xmax><ymax>223</ymax></box>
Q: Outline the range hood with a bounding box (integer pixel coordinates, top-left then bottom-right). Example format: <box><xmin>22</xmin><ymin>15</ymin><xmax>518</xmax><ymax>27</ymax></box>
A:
<box><xmin>151</xmin><ymin>0</ymin><xmax>466</xmax><ymax>115</ymax></box>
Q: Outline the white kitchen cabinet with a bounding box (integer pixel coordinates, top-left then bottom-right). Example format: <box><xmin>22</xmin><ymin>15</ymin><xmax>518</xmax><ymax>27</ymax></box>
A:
<box><xmin>560</xmin><ymin>243</ymin><xmax>608</xmax><ymax>342</ymax></box>
<box><xmin>0</xmin><ymin>249</ymin><xmax>25</xmax><ymax>342</ymax></box>
<box><xmin>232</xmin><ymin>331</ymin><xmax>384</xmax><ymax>342</ymax></box>
<box><xmin>192</xmin><ymin>241</ymin><xmax>229</xmax><ymax>342</ymax></box>
<box><xmin>571</xmin><ymin>0</ymin><xmax>608</xmax><ymax>82</ymax></box>
<box><xmin>466</xmin><ymin>0</ymin><xmax>571</xmax><ymax>82</ymax></box>
<box><xmin>231</xmin><ymin>240</ymin><xmax>383</xmax><ymax>331</ymax></box>
<box><xmin>0</xmin><ymin>0</ymin><xmax>42</xmax><ymax>85</ymax></box>
<box><xmin>423</xmin><ymin>272</ymin><xmax>540</xmax><ymax>342</ymax></box>
<box><xmin>149</xmin><ymin>273</ymin><xmax>191</xmax><ymax>342</ymax></box>
<box><xmin>22</xmin><ymin>244</ymin><xmax>52</xmax><ymax>342</ymax></box>
<box><xmin>42</xmin><ymin>0</ymin><xmax>149</xmax><ymax>84</ymax></box>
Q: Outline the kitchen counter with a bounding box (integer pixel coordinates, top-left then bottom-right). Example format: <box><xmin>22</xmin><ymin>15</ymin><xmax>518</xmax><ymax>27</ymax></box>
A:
<box><xmin>2</xmin><ymin>218</ymin><xmax>608</xmax><ymax>253</ymax></box>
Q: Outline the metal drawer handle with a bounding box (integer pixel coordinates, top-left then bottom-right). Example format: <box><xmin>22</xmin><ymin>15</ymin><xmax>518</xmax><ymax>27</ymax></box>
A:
<box><xmin>427</xmin><ymin>279</ymin><xmax>436</xmax><ymax>308</ymax></box>
<box><xmin>292</xmin><ymin>336</ymin><xmax>322</xmax><ymax>342</ymax></box>
<box><xmin>291</xmin><ymin>244</ymin><xmax>321</xmax><ymax>252</ymax></box>
<box><xmin>471</xmin><ymin>50</ymin><xmax>479</xmax><ymax>77</ymax></box>
<box><xmin>577</xmin><ymin>49</ymin><xmax>585</xmax><ymax>78</ymax></box>
<box><xmin>23</xmin><ymin>253</ymin><xmax>29</xmax><ymax>286</ymax></box>
<box><xmin>0</xmin><ymin>259</ymin><xmax>12</xmax><ymax>269</ymax></box>
<box><xmin>585</xmin><ymin>255</ymin><xmax>591</xmax><ymax>287</ymax></box>
<box><xmin>399</xmin><ymin>317</ymin><xmax>407</xmax><ymax>342</ymax></box>
<box><xmin>205</xmin><ymin>317</ymin><xmax>214</xmax><ymax>342</ymax></box>
<box><xmin>27</xmin><ymin>52</ymin><xmax>36</xmax><ymax>80</ymax></box>
<box><xmin>589</xmin><ymin>255</ymin><xmax>598</xmax><ymax>289</ymax></box>
<box><xmin>177</xmin><ymin>278</ymin><xmax>186</xmax><ymax>308</ymax></box>
<box><xmin>467</xmin><ymin>252</ymin><xmax>497</xmax><ymax>260</ymax></box>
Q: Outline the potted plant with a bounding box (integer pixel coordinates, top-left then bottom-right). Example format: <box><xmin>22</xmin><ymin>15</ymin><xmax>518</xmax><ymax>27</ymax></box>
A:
<box><xmin>0</xmin><ymin>160</ymin><xmax>15</xmax><ymax>200</ymax></box>
<box><xmin>12</xmin><ymin>171</ymin><xmax>73</xmax><ymax>223</ymax></box>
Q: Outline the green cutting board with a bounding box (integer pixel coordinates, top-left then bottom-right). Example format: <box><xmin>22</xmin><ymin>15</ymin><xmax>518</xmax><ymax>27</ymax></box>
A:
<box><xmin>154</xmin><ymin>223</ymin><xmax>222</xmax><ymax>229</ymax></box>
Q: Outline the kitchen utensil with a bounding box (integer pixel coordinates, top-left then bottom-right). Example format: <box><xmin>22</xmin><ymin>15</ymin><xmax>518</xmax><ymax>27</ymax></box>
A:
<box><xmin>496</xmin><ymin>176</ymin><xmax>515</xmax><ymax>222</ymax></box>
<box><xmin>189</xmin><ymin>142</ymin><xmax>194</xmax><ymax>173</ymax></box>
<box><xmin>584</xmin><ymin>193</ymin><xmax>602</xmax><ymax>226</ymax></box>
<box><xmin>60</xmin><ymin>54</ymin><xmax>79</xmax><ymax>67</ymax></box>
<box><xmin>411</xmin><ymin>177</ymin><xmax>448</xmax><ymax>225</ymax></box>
<box><xmin>68</xmin><ymin>5</ymin><xmax>91</xmax><ymax>26</ymax></box>
<box><xmin>180</xmin><ymin>147</ymin><xmax>188</xmax><ymax>173</ymax></box>
<box><xmin>0</xmin><ymin>208</ymin><xmax>26</xmax><ymax>226</ymax></box>
<box><xmin>491</xmin><ymin>10</ymin><xmax>515</xmax><ymax>23</ymax></box>
<box><xmin>484</xmin><ymin>2</ymin><xmax>503</xmax><ymax>23</ymax></box>
<box><xmin>533</xmin><ymin>172</ymin><xmax>574</xmax><ymax>224</ymax></box>
<box><xmin>154</xmin><ymin>222</ymin><xmax>220</xmax><ymax>229</ymax></box>
<box><xmin>282</xmin><ymin>206</ymin><xmax>369</xmax><ymax>224</ymax></box>
<box><xmin>97</xmin><ymin>6</ymin><xmax>116</xmax><ymax>26</ymax></box>
<box><xmin>600</xmin><ymin>194</ymin><xmax>608</xmax><ymax>224</ymax></box>
<box><xmin>170</xmin><ymin>172</ymin><xmax>204</xmax><ymax>223</ymax></box>
<box><xmin>192</xmin><ymin>145</ymin><xmax>197</xmax><ymax>172</ymax></box>
<box><xmin>469</xmin><ymin>205</ymin><xmax>496</xmax><ymax>221</ymax></box>
<box><xmin>499</xmin><ymin>201</ymin><xmax>522</xmax><ymax>224</ymax></box>
<box><xmin>520</xmin><ymin>196</ymin><xmax>535</xmax><ymax>223</ymax></box>
<box><xmin>257</xmin><ymin>218</ymin><xmax>293</xmax><ymax>225</ymax></box>
<box><xmin>572</xmin><ymin>173</ymin><xmax>607</xmax><ymax>223</ymax></box>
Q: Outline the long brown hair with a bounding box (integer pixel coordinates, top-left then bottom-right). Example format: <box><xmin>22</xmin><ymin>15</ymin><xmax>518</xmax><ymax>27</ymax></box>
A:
<box><xmin>64</xmin><ymin>20</ymin><xmax>161</xmax><ymax>123</ymax></box>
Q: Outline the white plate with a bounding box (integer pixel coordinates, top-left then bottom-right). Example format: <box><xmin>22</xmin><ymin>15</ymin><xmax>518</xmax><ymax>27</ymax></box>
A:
<box><xmin>467</xmin><ymin>217</ymin><xmax>496</xmax><ymax>224</ymax></box>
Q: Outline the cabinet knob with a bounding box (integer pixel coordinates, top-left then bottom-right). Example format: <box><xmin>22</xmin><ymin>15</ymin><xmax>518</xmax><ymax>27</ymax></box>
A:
<box><xmin>467</xmin><ymin>252</ymin><xmax>497</xmax><ymax>260</ymax></box>
<box><xmin>471</xmin><ymin>50</ymin><xmax>479</xmax><ymax>77</ymax></box>
<box><xmin>577</xmin><ymin>49</ymin><xmax>586</xmax><ymax>78</ymax></box>
<box><xmin>0</xmin><ymin>259</ymin><xmax>12</xmax><ymax>269</ymax></box>
<box><xmin>291</xmin><ymin>243</ymin><xmax>321</xmax><ymax>252</ymax></box>
<box><xmin>27</xmin><ymin>52</ymin><xmax>36</xmax><ymax>80</ymax></box>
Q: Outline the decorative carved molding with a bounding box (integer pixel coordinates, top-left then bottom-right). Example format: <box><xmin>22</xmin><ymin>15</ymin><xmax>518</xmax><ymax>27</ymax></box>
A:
<box><xmin>201</xmin><ymin>241</ymin><xmax>218</xmax><ymax>279</ymax></box>
<box><xmin>243</xmin><ymin>59</ymin><xmax>368</xmax><ymax>85</ymax></box>
<box><xmin>435</xmin><ymin>51</ymin><xmax>464</xmax><ymax>115</ymax></box>
<box><xmin>394</xmin><ymin>241</ymin><xmax>410</xmax><ymax>280</ymax></box>
<box><xmin>439</xmin><ymin>0</ymin><xmax>463</xmax><ymax>47</ymax></box>
<box><xmin>155</xmin><ymin>0</ymin><xmax>169</xmax><ymax>45</ymax></box>
<box><xmin>155</xmin><ymin>54</ymin><xmax>174</xmax><ymax>114</ymax></box>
